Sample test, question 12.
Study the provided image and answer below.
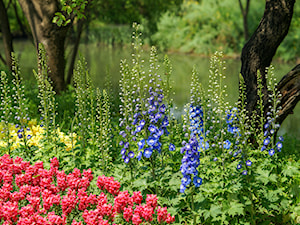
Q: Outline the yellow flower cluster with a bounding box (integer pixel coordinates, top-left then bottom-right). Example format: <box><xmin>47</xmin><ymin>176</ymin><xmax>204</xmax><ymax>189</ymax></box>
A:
<box><xmin>0</xmin><ymin>119</ymin><xmax>77</xmax><ymax>151</ymax></box>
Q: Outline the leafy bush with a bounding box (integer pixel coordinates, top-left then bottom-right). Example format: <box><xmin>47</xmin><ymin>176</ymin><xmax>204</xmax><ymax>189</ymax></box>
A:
<box><xmin>152</xmin><ymin>0</ymin><xmax>264</xmax><ymax>55</ymax></box>
<box><xmin>0</xmin><ymin>24</ymin><xmax>299</xmax><ymax>224</ymax></box>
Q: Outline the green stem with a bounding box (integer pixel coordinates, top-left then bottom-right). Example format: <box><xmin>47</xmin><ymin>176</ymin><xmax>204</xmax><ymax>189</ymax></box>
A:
<box><xmin>246</xmin><ymin>176</ymin><xmax>256</xmax><ymax>225</ymax></box>
<box><xmin>191</xmin><ymin>187</ymin><xmax>197</xmax><ymax>225</ymax></box>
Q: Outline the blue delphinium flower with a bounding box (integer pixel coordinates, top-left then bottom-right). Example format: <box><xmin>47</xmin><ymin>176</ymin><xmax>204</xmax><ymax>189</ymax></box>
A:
<box><xmin>246</xmin><ymin>160</ymin><xmax>252</xmax><ymax>166</ymax></box>
<box><xmin>223</xmin><ymin>140</ymin><xmax>232</xmax><ymax>149</ymax></box>
<box><xmin>180</xmin><ymin>104</ymin><xmax>205</xmax><ymax>193</ymax></box>
<box><xmin>130</xmin><ymin>82</ymin><xmax>174</xmax><ymax>161</ymax></box>
<box><xmin>226</xmin><ymin>108</ymin><xmax>240</xmax><ymax>136</ymax></box>
<box><xmin>269</xmin><ymin>149</ymin><xmax>275</xmax><ymax>156</ymax></box>
<box><xmin>276</xmin><ymin>142</ymin><xmax>282</xmax><ymax>152</ymax></box>
<box><xmin>193</xmin><ymin>176</ymin><xmax>202</xmax><ymax>187</ymax></box>
<box><xmin>169</xmin><ymin>143</ymin><xmax>176</xmax><ymax>151</ymax></box>
<box><xmin>144</xmin><ymin>147</ymin><xmax>153</xmax><ymax>158</ymax></box>
<box><xmin>263</xmin><ymin>137</ymin><xmax>270</xmax><ymax>146</ymax></box>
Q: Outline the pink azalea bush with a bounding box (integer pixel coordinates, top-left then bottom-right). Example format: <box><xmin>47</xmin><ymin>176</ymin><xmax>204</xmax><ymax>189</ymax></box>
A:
<box><xmin>0</xmin><ymin>155</ymin><xmax>175</xmax><ymax>225</ymax></box>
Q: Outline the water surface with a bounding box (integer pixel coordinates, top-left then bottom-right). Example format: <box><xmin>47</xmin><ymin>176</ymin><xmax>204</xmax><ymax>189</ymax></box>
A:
<box><xmin>7</xmin><ymin>41</ymin><xmax>300</xmax><ymax>137</ymax></box>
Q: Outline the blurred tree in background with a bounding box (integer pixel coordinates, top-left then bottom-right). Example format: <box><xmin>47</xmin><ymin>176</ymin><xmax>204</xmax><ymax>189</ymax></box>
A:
<box><xmin>1</xmin><ymin>0</ymin><xmax>300</xmax><ymax>93</ymax></box>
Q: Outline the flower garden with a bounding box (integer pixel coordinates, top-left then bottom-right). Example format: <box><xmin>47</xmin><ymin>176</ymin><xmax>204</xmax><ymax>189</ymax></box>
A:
<box><xmin>0</xmin><ymin>24</ymin><xmax>299</xmax><ymax>224</ymax></box>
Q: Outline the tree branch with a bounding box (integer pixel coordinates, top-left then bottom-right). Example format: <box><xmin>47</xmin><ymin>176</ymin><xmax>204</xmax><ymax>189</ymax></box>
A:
<box><xmin>276</xmin><ymin>64</ymin><xmax>300</xmax><ymax>125</ymax></box>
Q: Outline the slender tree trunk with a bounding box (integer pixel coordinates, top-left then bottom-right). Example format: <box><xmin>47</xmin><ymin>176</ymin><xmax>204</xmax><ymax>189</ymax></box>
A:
<box><xmin>0</xmin><ymin>0</ymin><xmax>14</xmax><ymax>70</ymax></box>
<box><xmin>238</xmin><ymin>0</ymin><xmax>250</xmax><ymax>41</ymax></box>
<box><xmin>18</xmin><ymin>0</ymin><xmax>70</xmax><ymax>93</ymax></box>
<box><xmin>240</xmin><ymin>0</ymin><xmax>299</xmax><ymax>128</ymax></box>
<box><xmin>12</xmin><ymin>1</ymin><xmax>28</xmax><ymax>38</ymax></box>
<box><xmin>66</xmin><ymin>19</ymin><xmax>84</xmax><ymax>85</ymax></box>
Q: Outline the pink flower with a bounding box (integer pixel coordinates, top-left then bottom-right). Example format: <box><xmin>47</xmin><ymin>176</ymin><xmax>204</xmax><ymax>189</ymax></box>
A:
<box><xmin>96</xmin><ymin>176</ymin><xmax>120</xmax><ymax>196</ymax></box>
<box><xmin>47</xmin><ymin>211</ymin><xmax>65</xmax><ymax>225</ymax></box>
<box><xmin>61</xmin><ymin>189</ymin><xmax>77</xmax><ymax>215</ymax></box>
<box><xmin>50</xmin><ymin>157</ymin><xmax>59</xmax><ymax>170</ymax></box>
<box><xmin>113</xmin><ymin>190</ymin><xmax>131</xmax><ymax>213</ymax></box>
<box><xmin>1</xmin><ymin>201</ymin><xmax>19</xmax><ymax>223</ymax></box>
<box><xmin>166</xmin><ymin>214</ymin><xmax>175</xmax><ymax>223</ymax></box>
<box><xmin>71</xmin><ymin>220</ymin><xmax>83</xmax><ymax>225</ymax></box>
<box><xmin>132</xmin><ymin>214</ymin><xmax>143</xmax><ymax>225</ymax></box>
<box><xmin>146</xmin><ymin>194</ymin><xmax>158</xmax><ymax>209</ymax></box>
<box><xmin>157</xmin><ymin>206</ymin><xmax>168</xmax><ymax>223</ymax></box>
<box><xmin>131</xmin><ymin>191</ymin><xmax>143</xmax><ymax>205</ymax></box>
<box><xmin>123</xmin><ymin>206</ymin><xmax>133</xmax><ymax>222</ymax></box>
<box><xmin>56</xmin><ymin>170</ymin><xmax>68</xmax><ymax>191</ymax></box>
<box><xmin>0</xmin><ymin>156</ymin><xmax>176</xmax><ymax>225</ymax></box>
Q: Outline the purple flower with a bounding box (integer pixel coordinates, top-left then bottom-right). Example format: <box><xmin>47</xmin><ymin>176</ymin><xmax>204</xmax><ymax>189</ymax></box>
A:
<box><xmin>193</xmin><ymin>176</ymin><xmax>202</xmax><ymax>187</ymax></box>
<box><xmin>139</xmin><ymin>119</ymin><xmax>146</xmax><ymax>127</ymax></box>
<box><xmin>263</xmin><ymin>137</ymin><xmax>270</xmax><ymax>146</ymax></box>
<box><xmin>124</xmin><ymin>156</ymin><xmax>130</xmax><ymax>163</ymax></box>
<box><xmin>276</xmin><ymin>142</ymin><xmax>283</xmax><ymax>151</ymax></box>
<box><xmin>121</xmin><ymin>148</ymin><xmax>126</xmax><ymax>155</ymax></box>
<box><xmin>137</xmin><ymin>151</ymin><xmax>143</xmax><ymax>161</ymax></box>
<box><xmin>246</xmin><ymin>160</ymin><xmax>252</xmax><ymax>166</ymax></box>
<box><xmin>237</xmin><ymin>164</ymin><xmax>242</xmax><ymax>169</ymax></box>
<box><xmin>143</xmin><ymin>148</ymin><xmax>153</xmax><ymax>158</ymax></box>
<box><xmin>279</xmin><ymin>136</ymin><xmax>284</xmax><ymax>142</ymax></box>
<box><xmin>223</xmin><ymin>140</ymin><xmax>231</xmax><ymax>149</ymax></box>
<box><xmin>148</xmin><ymin>125</ymin><xmax>158</xmax><ymax>133</ymax></box>
<box><xmin>169</xmin><ymin>143</ymin><xmax>176</xmax><ymax>151</ymax></box>
<box><xmin>159</xmin><ymin>104</ymin><xmax>166</xmax><ymax>113</ymax></box>
<box><xmin>128</xmin><ymin>151</ymin><xmax>135</xmax><ymax>158</ymax></box>
<box><xmin>147</xmin><ymin>136</ymin><xmax>157</xmax><ymax>147</ymax></box>
<box><xmin>180</xmin><ymin>184</ymin><xmax>186</xmax><ymax>193</ymax></box>
<box><xmin>269</xmin><ymin>148</ymin><xmax>275</xmax><ymax>156</ymax></box>
<box><xmin>124</xmin><ymin>142</ymin><xmax>129</xmax><ymax>149</ymax></box>
<box><xmin>181</xmin><ymin>175</ymin><xmax>191</xmax><ymax>186</ymax></box>
<box><xmin>138</xmin><ymin>139</ymin><xmax>145</xmax><ymax>150</ymax></box>
<box><xmin>242</xmin><ymin>170</ymin><xmax>248</xmax><ymax>175</ymax></box>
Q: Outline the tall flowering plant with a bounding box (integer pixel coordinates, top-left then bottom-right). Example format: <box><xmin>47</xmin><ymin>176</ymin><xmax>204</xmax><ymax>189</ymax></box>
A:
<box><xmin>177</xmin><ymin>53</ymin><xmax>290</xmax><ymax>225</ymax></box>
<box><xmin>118</xmin><ymin>24</ymin><xmax>175</xmax><ymax>188</ymax></box>
<box><xmin>0</xmin><ymin>154</ymin><xmax>175</xmax><ymax>225</ymax></box>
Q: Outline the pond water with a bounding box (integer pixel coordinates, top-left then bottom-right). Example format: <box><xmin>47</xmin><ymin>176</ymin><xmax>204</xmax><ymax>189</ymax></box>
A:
<box><xmin>6</xmin><ymin>41</ymin><xmax>300</xmax><ymax>137</ymax></box>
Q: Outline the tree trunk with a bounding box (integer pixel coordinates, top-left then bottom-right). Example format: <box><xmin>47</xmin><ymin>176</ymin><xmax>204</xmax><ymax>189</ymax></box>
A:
<box><xmin>13</xmin><ymin>1</ymin><xmax>29</xmax><ymax>38</ymax></box>
<box><xmin>276</xmin><ymin>64</ymin><xmax>300</xmax><ymax>125</ymax></box>
<box><xmin>66</xmin><ymin>19</ymin><xmax>84</xmax><ymax>85</ymax></box>
<box><xmin>18</xmin><ymin>0</ymin><xmax>70</xmax><ymax>93</ymax></box>
<box><xmin>238</xmin><ymin>0</ymin><xmax>250</xmax><ymax>41</ymax></box>
<box><xmin>0</xmin><ymin>0</ymin><xmax>14</xmax><ymax>70</ymax></box>
<box><xmin>240</xmin><ymin>0</ymin><xmax>298</xmax><ymax>128</ymax></box>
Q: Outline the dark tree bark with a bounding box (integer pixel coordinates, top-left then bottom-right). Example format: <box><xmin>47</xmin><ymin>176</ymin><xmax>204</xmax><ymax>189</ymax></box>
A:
<box><xmin>0</xmin><ymin>0</ymin><xmax>14</xmax><ymax>70</ymax></box>
<box><xmin>12</xmin><ymin>1</ymin><xmax>29</xmax><ymax>38</ymax></box>
<box><xmin>276</xmin><ymin>65</ymin><xmax>300</xmax><ymax>125</ymax></box>
<box><xmin>238</xmin><ymin>0</ymin><xmax>250</xmax><ymax>41</ymax></box>
<box><xmin>66</xmin><ymin>19</ymin><xmax>84</xmax><ymax>85</ymax></box>
<box><xmin>240</xmin><ymin>0</ymin><xmax>299</xmax><ymax>128</ymax></box>
<box><xmin>18</xmin><ymin>0</ymin><xmax>70</xmax><ymax>93</ymax></box>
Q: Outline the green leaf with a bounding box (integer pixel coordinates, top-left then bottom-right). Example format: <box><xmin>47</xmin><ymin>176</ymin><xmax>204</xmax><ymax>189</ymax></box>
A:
<box><xmin>210</xmin><ymin>204</ymin><xmax>222</xmax><ymax>218</ymax></box>
<box><xmin>66</xmin><ymin>6</ymin><xmax>72</xmax><ymax>15</ymax></box>
<box><xmin>132</xmin><ymin>178</ymin><xmax>147</xmax><ymax>189</ymax></box>
<box><xmin>282</xmin><ymin>162</ymin><xmax>300</xmax><ymax>177</ymax></box>
<box><xmin>264</xmin><ymin>190</ymin><xmax>280</xmax><ymax>202</ymax></box>
<box><xmin>227</xmin><ymin>201</ymin><xmax>244</xmax><ymax>216</ymax></box>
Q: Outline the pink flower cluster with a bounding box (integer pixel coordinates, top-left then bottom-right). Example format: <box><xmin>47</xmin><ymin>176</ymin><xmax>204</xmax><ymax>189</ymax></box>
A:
<box><xmin>0</xmin><ymin>155</ymin><xmax>175</xmax><ymax>224</ymax></box>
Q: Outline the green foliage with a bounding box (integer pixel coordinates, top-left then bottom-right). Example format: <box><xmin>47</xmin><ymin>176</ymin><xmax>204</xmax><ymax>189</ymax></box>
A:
<box><xmin>53</xmin><ymin>0</ymin><xmax>88</xmax><ymax>26</ymax></box>
<box><xmin>34</xmin><ymin>44</ymin><xmax>57</xmax><ymax>142</ymax></box>
<box><xmin>276</xmin><ymin>3</ymin><xmax>300</xmax><ymax>62</ymax></box>
<box><xmin>0</xmin><ymin>25</ymin><xmax>299</xmax><ymax>225</ymax></box>
<box><xmin>153</xmin><ymin>0</ymin><xmax>264</xmax><ymax>55</ymax></box>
